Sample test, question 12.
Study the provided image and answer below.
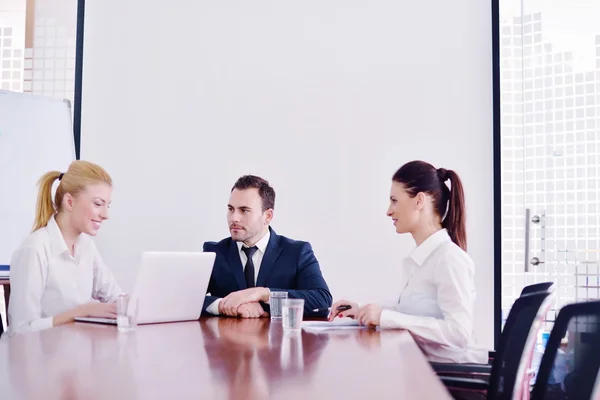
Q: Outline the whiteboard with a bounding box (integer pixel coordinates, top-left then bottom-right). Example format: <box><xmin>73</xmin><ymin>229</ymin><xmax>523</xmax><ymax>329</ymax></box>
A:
<box><xmin>0</xmin><ymin>91</ymin><xmax>75</xmax><ymax>265</ymax></box>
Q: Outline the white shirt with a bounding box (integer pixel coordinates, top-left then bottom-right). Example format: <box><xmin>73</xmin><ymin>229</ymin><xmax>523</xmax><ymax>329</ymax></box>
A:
<box><xmin>379</xmin><ymin>229</ymin><xmax>487</xmax><ymax>364</ymax></box>
<box><xmin>206</xmin><ymin>230</ymin><xmax>271</xmax><ymax>315</ymax></box>
<box><xmin>6</xmin><ymin>216</ymin><xmax>123</xmax><ymax>336</ymax></box>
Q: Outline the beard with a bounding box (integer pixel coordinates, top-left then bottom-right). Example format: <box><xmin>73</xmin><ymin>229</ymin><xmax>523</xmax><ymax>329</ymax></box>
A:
<box><xmin>230</xmin><ymin>226</ymin><xmax>260</xmax><ymax>243</ymax></box>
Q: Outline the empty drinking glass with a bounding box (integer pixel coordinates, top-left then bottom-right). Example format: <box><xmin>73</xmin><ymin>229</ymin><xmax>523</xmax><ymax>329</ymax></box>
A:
<box><xmin>269</xmin><ymin>291</ymin><xmax>288</xmax><ymax>320</ymax></box>
<box><xmin>282</xmin><ymin>299</ymin><xmax>304</xmax><ymax>332</ymax></box>
<box><xmin>116</xmin><ymin>294</ymin><xmax>139</xmax><ymax>333</ymax></box>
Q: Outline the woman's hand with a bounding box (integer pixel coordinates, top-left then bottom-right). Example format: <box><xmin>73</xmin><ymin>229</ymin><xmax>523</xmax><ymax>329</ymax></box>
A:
<box><xmin>327</xmin><ymin>300</ymin><xmax>359</xmax><ymax>321</ymax></box>
<box><xmin>80</xmin><ymin>303</ymin><xmax>117</xmax><ymax>318</ymax></box>
<box><xmin>53</xmin><ymin>302</ymin><xmax>117</xmax><ymax>328</ymax></box>
<box><xmin>356</xmin><ymin>304</ymin><xmax>383</xmax><ymax>327</ymax></box>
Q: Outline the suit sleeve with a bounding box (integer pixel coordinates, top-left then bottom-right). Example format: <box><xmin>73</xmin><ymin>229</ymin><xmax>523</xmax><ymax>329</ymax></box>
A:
<box><xmin>202</xmin><ymin>242</ymin><xmax>221</xmax><ymax>315</ymax></box>
<box><xmin>268</xmin><ymin>242</ymin><xmax>332</xmax><ymax>316</ymax></box>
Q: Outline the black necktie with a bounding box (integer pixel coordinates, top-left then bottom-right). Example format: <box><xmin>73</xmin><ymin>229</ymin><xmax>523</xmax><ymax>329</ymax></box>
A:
<box><xmin>242</xmin><ymin>246</ymin><xmax>258</xmax><ymax>288</ymax></box>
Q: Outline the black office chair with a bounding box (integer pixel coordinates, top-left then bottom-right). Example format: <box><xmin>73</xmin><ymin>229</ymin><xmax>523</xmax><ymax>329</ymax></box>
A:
<box><xmin>440</xmin><ymin>291</ymin><xmax>555</xmax><ymax>399</ymax></box>
<box><xmin>430</xmin><ymin>282</ymin><xmax>556</xmax><ymax>377</ymax></box>
<box><xmin>531</xmin><ymin>300</ymin><xmax>600</xmax><ymax>400</ymax></box>
<box><xmin>0</xmin><ymin>311</ymin><xmax>4</xmax><ymax>336</ymax></box>
<box><xmin>520</xmin><ymin>282</ymin><xmax>556</xmax><ymax>297</ymax></box>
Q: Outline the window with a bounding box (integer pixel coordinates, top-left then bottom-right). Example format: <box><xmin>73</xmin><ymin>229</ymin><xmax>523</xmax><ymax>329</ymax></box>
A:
<box><xmin>500</xmin><ymin>0</ymin><xmax>600</xmax><ymax>332</ymax></box>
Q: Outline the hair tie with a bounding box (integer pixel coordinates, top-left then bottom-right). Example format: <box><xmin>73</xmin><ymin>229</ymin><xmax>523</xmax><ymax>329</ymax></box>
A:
<box><xmin>58</xmin><ymin>173</ymin><xmax>64</xmax><ymax>181</ymax></box>
<box><xmin>437</xmin><ymin>168</ymin><xmax>448</xmax><ymax>182</ymax></box>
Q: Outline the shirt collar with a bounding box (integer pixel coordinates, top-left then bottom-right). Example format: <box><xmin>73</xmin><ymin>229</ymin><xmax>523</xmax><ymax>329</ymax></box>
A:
<box><xmin>236</xmin><ymin>229</ymin><xmax>271</xmax><ymax>255</ymax></box>
<box><xmin>46</xmin><ymin>215</ymin><xmax>85</xmax><ymax>258</ymax></box>
<box><xmin>409</xmin><ymin>228</ymin><xmax>451</xmax><ymax>267</ymax></box>
<box><xmin>46</xmin><ymin>215</ymin><xmax>71</xmax><ymax>257</ymax></box>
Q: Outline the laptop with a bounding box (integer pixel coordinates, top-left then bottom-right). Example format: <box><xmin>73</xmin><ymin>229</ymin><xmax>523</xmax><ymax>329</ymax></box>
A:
<box><xmin>75</xmin><ymin>251</ymin><xmax>216</xmax><ymax>325</ymax></box>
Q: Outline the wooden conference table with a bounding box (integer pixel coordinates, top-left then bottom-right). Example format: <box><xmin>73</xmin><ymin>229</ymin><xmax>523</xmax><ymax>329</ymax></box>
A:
<box><xmin>0</xmin><ymin>317</ymin><xmax>451</xmax><ymax>399</ymax></box>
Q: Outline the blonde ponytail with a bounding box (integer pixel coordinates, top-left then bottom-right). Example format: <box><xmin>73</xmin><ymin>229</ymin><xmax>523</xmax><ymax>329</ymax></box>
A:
<box><xmin>33</xmin><ymin>171</ymin><xmax>62</xmax><ymax>231</ymax></box>
<box><xmin>32</xmin><ymin>160</ymin><xmax>112</xmax><ymax>232</ymax></box>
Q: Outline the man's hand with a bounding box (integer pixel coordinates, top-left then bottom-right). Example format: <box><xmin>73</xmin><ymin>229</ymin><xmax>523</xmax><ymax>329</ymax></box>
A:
<box><xmin>237</xmin><ymin>302</ymin><xmax>268</xmax><ymax>318</ymax></box>
<box><xmin>219</xmin><ymin>287</ymin><xmax>270</xmax><ymax>316</ymax></box>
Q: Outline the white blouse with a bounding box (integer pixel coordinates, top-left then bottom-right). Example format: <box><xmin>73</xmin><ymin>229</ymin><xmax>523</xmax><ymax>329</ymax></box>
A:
<box><xmin>7</xmin><ymin>216</ymin><xmax>122</xmax><ymax>335</ymax></box>
<box><xmin>380</xmin><ymin>229</ymin><xmax>487</xmax><ymax>364</ymax></box>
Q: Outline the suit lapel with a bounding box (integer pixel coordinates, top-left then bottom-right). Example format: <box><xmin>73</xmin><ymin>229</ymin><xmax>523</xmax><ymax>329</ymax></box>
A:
<box><xmin>256</xmin><ymin>228</ymin><xmax>283</xmax><ymax>287</ymax></box>
<box><xmin>227</xmin><ymin>239</ymin><xmax>246</xmax><ymax>290</ymax></box>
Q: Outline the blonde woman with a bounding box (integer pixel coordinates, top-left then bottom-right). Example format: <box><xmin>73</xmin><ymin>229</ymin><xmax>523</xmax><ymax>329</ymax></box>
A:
<box><xmin>7</xmin><ymin>160</ymin><xmax>123</xmax><ymax>335</ymax></box>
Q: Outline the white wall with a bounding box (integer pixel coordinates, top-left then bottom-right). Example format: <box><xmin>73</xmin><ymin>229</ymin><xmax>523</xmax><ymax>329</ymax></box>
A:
<box><xmin>81</xmin><ymin>1</ymin><xmax>494</xmax><ymax>347</ymax></box>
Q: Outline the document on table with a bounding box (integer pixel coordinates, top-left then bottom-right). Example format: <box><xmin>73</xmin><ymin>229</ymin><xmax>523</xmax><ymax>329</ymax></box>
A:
<box><xmin>301</xmin><ymin>318</ymin><xmax>366</xmax><ymax>332</ymax></box>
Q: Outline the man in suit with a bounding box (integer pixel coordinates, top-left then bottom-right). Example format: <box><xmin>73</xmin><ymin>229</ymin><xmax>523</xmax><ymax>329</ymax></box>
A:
<box><xmin>203</xmin><ymin>175</ymin><xmax>332</xmax><ymax>318</ymax></box>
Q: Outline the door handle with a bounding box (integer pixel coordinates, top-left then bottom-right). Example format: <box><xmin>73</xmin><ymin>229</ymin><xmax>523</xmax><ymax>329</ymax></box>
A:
<box><xmin>530</xmin><ymin>257</ymin><xmax>544</xmax><ymax>266</ymax></box>
<box><xmin>525</xmin><ymin>208</ymin><xmax>531</xmax><ymax>272</ymax></box>
<box><xmin>525</xmin><ymin>209</ymin><xmax>542</xmax><ymax>272</ymax></box>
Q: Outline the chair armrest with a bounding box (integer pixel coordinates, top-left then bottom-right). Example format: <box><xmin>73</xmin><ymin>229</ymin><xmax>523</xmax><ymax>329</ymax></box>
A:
<box><xmin>440</xmin><ymin>376</ymin><xmax>489</xmax><ymax>392</ymax></box>
<box><xmin>430</xmin><ymin>362</ymin><xmax>492</xmax><ymax>376</ymax></box>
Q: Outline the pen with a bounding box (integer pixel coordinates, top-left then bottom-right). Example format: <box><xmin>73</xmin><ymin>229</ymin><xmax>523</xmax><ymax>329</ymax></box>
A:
<box><xmin>312</xmin><ymin>305</ymin><xmax>352</xmax><ymax>313</ymax></box>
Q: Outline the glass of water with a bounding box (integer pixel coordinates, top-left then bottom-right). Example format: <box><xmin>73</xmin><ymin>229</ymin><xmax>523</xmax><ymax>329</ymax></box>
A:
<box><xmin>269</xmin><ymin>291</ymin><xmax>288</xmax><ymax>320</ymax></box>
<box><xmin>116</xmin><ymin>294</ymin><xmax>139</xmax><ymax>333</ymax></box>
<box><xmin>281</xmin><ymin>299</ymin><xmax>304</xmax><ymax>332</ymax></box>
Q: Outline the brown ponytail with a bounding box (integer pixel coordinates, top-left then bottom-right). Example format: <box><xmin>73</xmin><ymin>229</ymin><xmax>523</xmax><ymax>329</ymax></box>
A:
<box><xmin>441</xmin><ymin>169</ymin><xmax>467</xmax><ymax>251</ymax></box>
<box><xmin>32</xmin><ymin>160</ymin><xmax>112</xmax><ymax>232</ymax></box>
<box><xmin>392</xmin><ymin>161</ymin><xmax>468</xmax><ymax>251</ymax></box>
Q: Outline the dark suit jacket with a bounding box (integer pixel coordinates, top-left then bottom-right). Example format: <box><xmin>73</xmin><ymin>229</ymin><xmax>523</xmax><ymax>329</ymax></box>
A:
<box><xmin>202</xmin><ymin>227</ymin><xmax>332</xmax><ymax>316</ymax></box>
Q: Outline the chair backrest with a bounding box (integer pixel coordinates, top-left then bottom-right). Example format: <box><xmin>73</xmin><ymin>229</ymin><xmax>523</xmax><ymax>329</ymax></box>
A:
<box><xmin>520</xmin><ymin>282</ymin><xmax>555</xmax><ymax>297</ymax></box>
<box><xmin>487</xmin><ymin>282</ymin><xmax>555</xmax><ymax>363</ymax></box>
<box><xmin>488</xmin><ymin>291</ymin><xmax>555</xmax><ymax>399</ymax></box>
<box><xmin>531</xmin><ymin>300</ymin><xmax>600</xmax><ymax>400</ymax></box>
